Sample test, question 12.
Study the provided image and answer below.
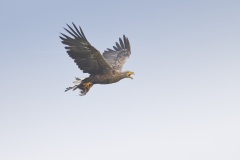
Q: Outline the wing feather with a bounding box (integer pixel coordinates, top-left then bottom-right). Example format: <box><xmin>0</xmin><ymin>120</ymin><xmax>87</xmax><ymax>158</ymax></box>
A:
<box><xmin>60</xmin><ymin>23</ymin><xmax>112</xmax><ymax>74</ymax></box>
<box><xmin>119</xmin><ymin>38</ymin><xmax>125</xmax><ymax>48</ymax></box>
<box><xmin>116</xmin><ymin>42</ymin><xmax>121</xmax><ymax>50</ymax></box>
<box><xmin>103</xmin><ymin>35</ymin><xmax>131</xmax><ymax>71</ymax></box>
<box><xmin>66</xmin><ymin>24</ymin><xmax>80</xmax><ymax>38</ymax></box>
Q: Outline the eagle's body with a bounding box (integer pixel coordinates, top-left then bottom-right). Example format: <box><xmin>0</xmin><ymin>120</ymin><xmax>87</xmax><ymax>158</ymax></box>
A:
<box><xmin>90</xmin><ymin>73</ymin><xmax>121</xmax><ymax>84</ymax></box>
<box><xmin>60</xmin><ymin>23</ymin><xmax>134</xmax><ymax>96</ymax></box>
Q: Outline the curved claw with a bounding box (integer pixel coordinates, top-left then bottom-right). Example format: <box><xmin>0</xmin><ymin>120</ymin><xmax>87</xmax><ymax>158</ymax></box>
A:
<box><xmin>79</xmin><ymin>82</ymin><xmax>93</xmax><ymax>96</ymax></box>
<box><xmin>83</xmin><ymin>82</ymin><xmax>92</xmax><ymax>90</ymax></box>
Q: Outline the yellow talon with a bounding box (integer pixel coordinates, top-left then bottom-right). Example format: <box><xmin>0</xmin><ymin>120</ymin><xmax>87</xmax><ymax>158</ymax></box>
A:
<box><xmin>83</xmin><ymin>82</ymin><xmax>92</xmax><ymax>90</ymax></box>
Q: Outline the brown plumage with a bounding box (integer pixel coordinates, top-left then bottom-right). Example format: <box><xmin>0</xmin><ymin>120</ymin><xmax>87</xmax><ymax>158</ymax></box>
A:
<box><xmin>60</xmin><ymin>23</ymin><xmax>134</xmax><ymax>96</ymax></box>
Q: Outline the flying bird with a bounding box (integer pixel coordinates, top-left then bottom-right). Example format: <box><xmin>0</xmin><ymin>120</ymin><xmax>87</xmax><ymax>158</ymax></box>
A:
<box><xmin>60</xmin><ymin>23</ymin><xmax>134</xmax><ymax>96</ymax></box>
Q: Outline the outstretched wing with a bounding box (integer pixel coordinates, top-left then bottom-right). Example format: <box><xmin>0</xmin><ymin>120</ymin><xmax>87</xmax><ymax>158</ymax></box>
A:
<box><xmin>103</xmin><ymin>35</ymin><xmax>131</xmax><ymax>71</ymax></box>
<box><xmin>60</xmin><ymin>23</ymin><xmax>113</xmax><ymax>74</ymax></box>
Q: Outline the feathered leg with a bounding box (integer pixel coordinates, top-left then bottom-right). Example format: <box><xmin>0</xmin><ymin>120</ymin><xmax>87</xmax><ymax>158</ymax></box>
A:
<box><xmin>79</xmin><ymin>82</ymin><xmax>93</xmax><ymax>96</ymax></box>
<box><xmin>65</xmin><ymin>77</ymin><xmax>93</xmax><ymax>96</ymax></box>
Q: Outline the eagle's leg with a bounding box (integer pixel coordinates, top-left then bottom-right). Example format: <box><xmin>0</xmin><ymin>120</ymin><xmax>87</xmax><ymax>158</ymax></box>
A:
<box><xmin>83</xmin><ymin>82</ymin><xmax>92</xmax><ymax>90</ymax></box>
<box><xmin>80</xmin><ymin>82</ymin><xmax>93</xmax><ymax>96</ymax></box>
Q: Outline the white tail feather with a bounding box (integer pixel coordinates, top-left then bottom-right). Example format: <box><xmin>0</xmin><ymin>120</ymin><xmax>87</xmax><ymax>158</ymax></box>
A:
<box><xmin>65</xmin><ymin>77</ymin><xmax>85</xmax><ymax>92</ymax></box>
<box><xmin>73</xmin><ymin>79</ymin><xmax>82</xmax><ymax>85</ymax></box>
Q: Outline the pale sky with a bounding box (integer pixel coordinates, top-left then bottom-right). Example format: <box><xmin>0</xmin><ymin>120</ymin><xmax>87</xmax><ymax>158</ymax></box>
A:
<box><xmin>1</xmin><ymin>0</ymin><xmax>240</xmax><ymax>160</ymax></box>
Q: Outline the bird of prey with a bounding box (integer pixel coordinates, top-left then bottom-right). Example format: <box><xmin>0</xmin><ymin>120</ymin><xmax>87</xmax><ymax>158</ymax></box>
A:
<box><xmin>60</xmin><ymin>23</ymin><xmax>134</xmax><ymax>96</ymax></box>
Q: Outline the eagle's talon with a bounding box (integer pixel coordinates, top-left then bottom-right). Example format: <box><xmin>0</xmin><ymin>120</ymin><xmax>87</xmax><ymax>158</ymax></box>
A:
<box><xmin>83</xmin><ymin>82</ymin><xmax>92</xmax><ymax>90</ymax></box>
<box><xmin>80</xmin><ymin>82</ymin><xmax>92</xmax><ymax>96</ymax></box>
<box><xmin>80</xmin><ymin>89</ymin><xmax>87</xmax><ymax>96</ymax></box>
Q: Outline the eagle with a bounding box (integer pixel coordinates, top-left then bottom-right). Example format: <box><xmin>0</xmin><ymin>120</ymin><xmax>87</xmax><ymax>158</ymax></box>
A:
<box><xmin>60</xmin><ymin>23</ymin><xmax>134</xmax><ymax>96</ymax></box>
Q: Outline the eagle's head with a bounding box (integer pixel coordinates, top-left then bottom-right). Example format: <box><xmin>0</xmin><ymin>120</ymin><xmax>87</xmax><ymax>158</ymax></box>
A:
<box><xmin>122</xmin><ymin>71</ymin><xmax>135</xmax><ymax>79</ymax></box>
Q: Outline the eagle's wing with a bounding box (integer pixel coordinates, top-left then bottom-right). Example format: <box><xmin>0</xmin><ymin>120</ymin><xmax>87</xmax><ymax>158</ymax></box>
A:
<box><xmin>102</xmin><ymin>35</ymin><xmax>131</xmax><ymax>71</ymax></box>
<box><xmin>60</xmin><ymin>23</ymin><xmax>113</xmax><ymax>74</ymax></box>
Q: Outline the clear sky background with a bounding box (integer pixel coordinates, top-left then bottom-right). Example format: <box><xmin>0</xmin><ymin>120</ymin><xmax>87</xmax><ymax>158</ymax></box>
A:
<box><xmin>1</xmin><ymin>0</ymin><xmax>240</xmax><ymax>160</ymax></box>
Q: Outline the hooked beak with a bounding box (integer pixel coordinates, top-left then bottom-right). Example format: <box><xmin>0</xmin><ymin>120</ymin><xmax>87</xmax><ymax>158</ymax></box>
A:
<box><xmin>128</xmin><ymin>72</ymin><xmax>135</xmax><ymax>79</ymax></box>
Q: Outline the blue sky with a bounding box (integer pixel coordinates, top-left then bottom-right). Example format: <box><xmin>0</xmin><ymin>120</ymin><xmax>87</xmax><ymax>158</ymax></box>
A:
<box><xmin>1</xmin><ymin>0</ymin><xmax>240</xmax><ymax>160</ymax></box>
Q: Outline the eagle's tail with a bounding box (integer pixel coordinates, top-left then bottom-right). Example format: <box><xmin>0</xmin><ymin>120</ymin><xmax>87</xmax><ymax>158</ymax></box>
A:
<box><xmin>64</xmin><ymin>77</ymin><xmax>83</xmax><ymax>92</ymax></box>
<box><xmin>65</xmin><ymin>77</ymin><xmax>93</xmax><ymax>96</ymax></box>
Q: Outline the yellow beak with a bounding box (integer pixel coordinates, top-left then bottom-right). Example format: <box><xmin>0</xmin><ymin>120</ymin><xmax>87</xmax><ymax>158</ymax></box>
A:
<box><xmin>129</xmin><ymin>72</ymin><xmax>135</xmax><ymax>79</ymax></box>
